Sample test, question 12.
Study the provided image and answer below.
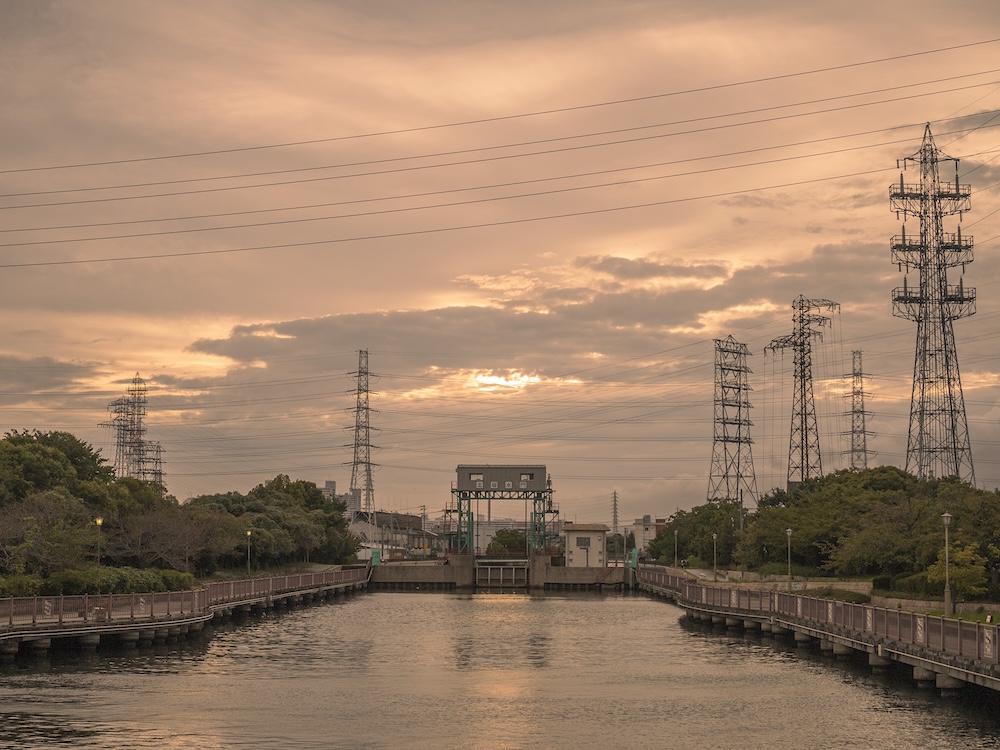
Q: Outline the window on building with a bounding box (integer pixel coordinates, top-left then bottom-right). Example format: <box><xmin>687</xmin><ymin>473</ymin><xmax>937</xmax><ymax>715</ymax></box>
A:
<box><xmin>520</xmin><ymin>473</ymin><xmax>534</xmax><ymax>481</ymax></box>
<box><xmin>490</xmin><ymin>481</ymin><xmax>498</xmax><ymax>489</ymax></box>
<box><xmin>577</xmin><ymin>536</ymin><xmax>591</xmax><ymax>548</ymax></box>
<box><xmin>505</xmin><ymin>481</ymin><xmax>513</xmax><ymax>489</ymax></box>
<box><xmin>470</xmin><ymin>473</ymin><xmax>483</xmax><ymax>481</ymax></box>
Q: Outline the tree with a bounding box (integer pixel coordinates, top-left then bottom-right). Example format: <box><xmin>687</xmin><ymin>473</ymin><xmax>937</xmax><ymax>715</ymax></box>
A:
<box><xmin>927</xmin><ymin>542</ymin><xmax>988</xmax><ymax>600</ymax></box>
<box><xmin>649</xmin><ymin>499</ymin><xmax>741</xmax><ymax>567</ymax></box>
<box><xmin>0</xmin><ymin>440</ymin><xmax>76</xmax><ymax>504</ymax></box>
<box><xmin>486</xmin><ymin>528</ymin><xmax>527</xmax><ymax>556</ymax></box>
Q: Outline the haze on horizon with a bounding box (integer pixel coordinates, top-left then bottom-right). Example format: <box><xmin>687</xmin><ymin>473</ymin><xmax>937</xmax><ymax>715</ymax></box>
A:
<box><xmin>2</xmin><ymin>1</ymin><xmax>999</xmax><ymax>525</ymax></box>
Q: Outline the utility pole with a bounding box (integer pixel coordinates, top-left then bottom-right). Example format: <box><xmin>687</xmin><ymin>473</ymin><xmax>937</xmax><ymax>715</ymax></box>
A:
<box><xmin>891</xmin><ymin>124</ymin><xmax>975</xmax><ymax>484</ymax></box>
<box><xmin>766</xmin><ymin>296</ymin><xmax>840</xmax><ymax>491</ymax></box>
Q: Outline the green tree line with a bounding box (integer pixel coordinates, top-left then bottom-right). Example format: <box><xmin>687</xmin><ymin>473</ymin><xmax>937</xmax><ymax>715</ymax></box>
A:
<box><xmin>0</xmin><ymin>430</ymin><xmax>359</xmax><ymax>596</ymax></box>
<box><xmin>647</xmin><ymin>466</ymin><xmax>1000</xmax><ymax>600</ymax></box>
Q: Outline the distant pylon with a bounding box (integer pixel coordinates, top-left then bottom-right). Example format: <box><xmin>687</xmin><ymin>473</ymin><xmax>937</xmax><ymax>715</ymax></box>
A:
<box><xmin>891</xmin><ymin>124</ymin><xmax>975</xmax><ymax>484</ymax></box>
<box><xmin>345</xmin><ymin>350</ymin><xmax>379</xmax><ymax>514</ymax></box>
<box><xmin>99</xmin><ymin>373</ymin><xmax>165</xmax><ymax>489</ymax></box>
<box><xmin>707</xmin><ymin>335</ymin><xmax>758</xmax><ymax>505</ymax></box>
<box><xmin>843</xmin><ymin>350</ymin><xmax>875</xmax><ymax>470</ymax></box>
<box><xmin>766</xmin><ymin>296</ymin><xmax>840</xmax><ymax>491</ymax></box>
<box><xmin>611</xmin><ymin>489</ymin><xmax>619</xmax><ymax>537</ymax></box>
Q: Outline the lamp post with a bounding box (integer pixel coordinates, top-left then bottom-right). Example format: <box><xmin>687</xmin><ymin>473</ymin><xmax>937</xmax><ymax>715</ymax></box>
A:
<box><xmin>246</xmin><ymin>530</ymin><xmax>252</xmax><ymax>577</ymax></box>
<box><xmin>95</xmin><ymin>517</ymin><xmax>103</xmax><ymax>592</ymax></box>
<box><xmin>712</xmin><ymin>532</ymin><xmax>718</xmax><ymax>581</ymax></box>
<box><xmin>786</xmin><ymin>528</ymin><xmax>792</xmax><ymax>591</ymax></box>
<box><xmin>674</xmin><ymin>528</ymin><xmax>678</xmax><ymax>568</ymax></box>
<box><xmin>942</xmin><ymin>512</ymin><xmax>952</xmax><ymax>617</ymax></box>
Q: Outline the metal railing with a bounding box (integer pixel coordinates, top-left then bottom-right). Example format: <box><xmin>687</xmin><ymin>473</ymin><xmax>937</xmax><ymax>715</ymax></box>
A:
<box><xmin>0</xmin><ymin>566</ymin><xmax>369</xmax><ymax>630</ymax></box>
<box><xmin>637</xmin><ymin>565</ymin><xmax>998</xmax><ymax>664</ymax></box>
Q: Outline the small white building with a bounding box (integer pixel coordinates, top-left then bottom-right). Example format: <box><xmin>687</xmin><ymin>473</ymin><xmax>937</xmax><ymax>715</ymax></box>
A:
<box><xmin>563</xmin><ymin>523</ymin><xmax>609</xmax><ymax>568</ymax></box>
<box><xmin>632</xmin><ymin>514</ymin><xmax>666</xmax><ymax>553</ymax></box>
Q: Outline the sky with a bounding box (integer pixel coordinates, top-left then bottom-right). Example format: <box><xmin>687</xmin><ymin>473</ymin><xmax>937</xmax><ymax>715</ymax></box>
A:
<box><xmin>2</xmin><ymin>0</ymin><xmax>1000</xmax><ymax>527</ymax></box>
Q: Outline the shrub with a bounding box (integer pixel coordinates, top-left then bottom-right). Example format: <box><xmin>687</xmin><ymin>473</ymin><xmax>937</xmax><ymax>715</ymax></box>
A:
<box><xmin>871</xmin><ymin>575</ymin><xmax>892</xmax><ymax>592</ymax></box>
<box><xmin>893</xmin><ymin>571</ymin><xmax>938</xmax><ymax>597</ymax></box>
<box><xmin>160</xmin><ymin>569</ymin><xmax>195</xmax><ymax>591</ymax></box>
<box><xmin>41</xmin><ymin>569</ymin><xmax>93</xmax><ymax>595</ymax></box>
<box><xmin>0</xmin><ymin>574</ymin><xmax>44</xmax><ymax>597</ymax></box>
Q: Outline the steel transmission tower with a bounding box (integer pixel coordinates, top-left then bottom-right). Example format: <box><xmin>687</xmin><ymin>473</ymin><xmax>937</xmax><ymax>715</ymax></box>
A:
<box><xmin>99</xmin><ymin>373</ymin><xmax>164</xmax><ymax>488</ymax></box>
<box><xmin>345</xmin><ymin>350</ymin><xmax>379</xmax><ymax>515</ymax></box>
<box><xmin>891</xmin><ymin>124</ymin><xmax>976</xmax><ymax>484</ymax></box>
<box><xmin>844</xmin><ymin>350</ymin><xmax>875</xmax><ymax>470</ymax></box>
<box><xmin>766</xmin><ymin>296</ymin><xmax>840</xmax><ymax>491</ymax></box>
<box><xmin>611</xmin><ymin>489</ymin><xmax>619</xmax><ymax>537</ymax></box>
<box><xmin>707</xmin><ymin>335</ymin><xmax>758</xmax><ymax>505</ymax></box>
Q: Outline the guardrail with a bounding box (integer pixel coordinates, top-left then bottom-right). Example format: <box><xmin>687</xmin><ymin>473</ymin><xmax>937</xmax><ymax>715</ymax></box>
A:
<box><xmin>0</xmin><ymin>566</ymin><xmax>370</xmax><ymax>630</ymax></box>
<box><xmin>637</xmin><ymin>564</ymin><xmax>998</xmax><ymax>665</ymax></box>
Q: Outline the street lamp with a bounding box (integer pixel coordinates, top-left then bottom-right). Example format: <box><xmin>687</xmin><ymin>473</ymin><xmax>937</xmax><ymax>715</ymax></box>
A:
<box><xmin>246</xmin><ymin>530</ymin><xmax>252</xmax><ymax>576</ymax></box>
<box><xmin>95</xmin><ymin>517</ymin><xmax>103</xmax><ymax>592</ymax></box>
<box><xmin>674</xmin><ymin>528</ymin><xmax>678</xmax><ymax>568</ymax></box>
<box><xmin>786</xmin><ymin>528</ymin><xmax>793</xmax><ymax>591</ymax></box>
<box><xmin>942</xmin><ymin>512</ymin><xmax>952</xmax><ymax>617</ymax></box>
<box><xmin>712</xmin><ymin>532</ymin><xmax>718</xmax><ymax>581</ymax></box>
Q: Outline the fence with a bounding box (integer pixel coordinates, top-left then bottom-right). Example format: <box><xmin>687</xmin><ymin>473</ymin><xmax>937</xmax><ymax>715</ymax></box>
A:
<box><xmin>637</xmin><ymin>564</ymin><xmax>998</xmax><ymax>665</ymax></box>
<box><xmin>0</xmin><ymin>566</ymin><xmax>369</xmax><ymax>629</ymax></box>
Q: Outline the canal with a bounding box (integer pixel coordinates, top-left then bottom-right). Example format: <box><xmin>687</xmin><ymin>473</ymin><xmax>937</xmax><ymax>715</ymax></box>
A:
<box><xmin>0</xmin><ymin>591</ymin><xmax>998</xmax><ymax>749</ymax></box>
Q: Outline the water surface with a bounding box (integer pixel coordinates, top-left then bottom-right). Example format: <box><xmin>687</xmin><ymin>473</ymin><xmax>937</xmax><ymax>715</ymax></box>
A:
<box><xmin>0</xmin><ymin>592</ymin><xmax>998</xmax><ymax>749</ymax></box>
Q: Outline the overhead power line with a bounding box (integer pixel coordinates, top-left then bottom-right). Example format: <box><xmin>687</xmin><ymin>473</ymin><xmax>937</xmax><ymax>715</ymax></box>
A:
<box><xmin>3</xmin><ymin>36</ymin><xmax>997</xmax><ymax>175</ymax></box>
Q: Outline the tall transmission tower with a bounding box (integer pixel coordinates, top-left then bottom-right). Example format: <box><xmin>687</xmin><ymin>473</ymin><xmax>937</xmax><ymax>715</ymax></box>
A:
<box><xmin>99</xmin><ymin>373</ymin><xmax>165</xmax><ymax>488</ymax></box>
<box><xmin>345</xmin><ymin>350</ymin><xmax>379</xmax><ymax>515</ymax></box>
<box><xmin>707</xmin><ymin>335</ymin><xmax>758</xmax><ymax>506</ymax></box>
<box><xmin>891</xmin><ymin>124</ymin><xmax>976</xmax><ymax>484</ymax></box>
<box><xmin>611</xmin><ymin>489</ymin><xmax>619</xmax><ymax>536</ymax></box>
<box><xmin>844</xmin><ymin>350</ymin><xmax>875</xmax><ymax>470</ymax></box>
<box><xmin>766</xmin><ymin>295</ymin><xmax>840</xmax><ymax>491</ymax></box>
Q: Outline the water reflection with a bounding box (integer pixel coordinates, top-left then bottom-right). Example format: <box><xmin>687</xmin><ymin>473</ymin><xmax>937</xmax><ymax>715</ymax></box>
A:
<box><xmin>1</xmin><ymin>593</ymin><xmax>999</xmax><ymax>749</ymax></box>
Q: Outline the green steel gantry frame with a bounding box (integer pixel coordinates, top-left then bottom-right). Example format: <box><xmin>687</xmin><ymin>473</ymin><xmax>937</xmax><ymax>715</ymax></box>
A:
<box><xmin>449</xmin><ymin>488</ymin><xmax>558</xmax><ymax>554</ymax></box>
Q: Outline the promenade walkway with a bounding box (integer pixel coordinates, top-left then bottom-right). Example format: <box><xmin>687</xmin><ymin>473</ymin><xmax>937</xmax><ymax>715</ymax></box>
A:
<box><xmin>637</xmin><ymin>563</ymin><xmax>1000</xmax><ymax>695</ymax></box>
<box><xmin>0</xmin><ymin>565</ymin><xmax>370</xmax><ymax>655</ymax></box>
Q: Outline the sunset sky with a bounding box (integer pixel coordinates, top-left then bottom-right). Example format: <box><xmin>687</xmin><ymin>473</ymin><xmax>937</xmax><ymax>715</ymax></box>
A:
<box><xmin>2</xmin><ymin>1</ymin><xmax>999</xmax><ymax>526</ymax></box>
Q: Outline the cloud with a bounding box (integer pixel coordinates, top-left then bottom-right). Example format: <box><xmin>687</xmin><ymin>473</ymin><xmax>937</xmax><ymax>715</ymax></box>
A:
<box><xmin>2</xmin><ymin>1</ymin><xmax>998</xmax><ymax>517</ymax></box>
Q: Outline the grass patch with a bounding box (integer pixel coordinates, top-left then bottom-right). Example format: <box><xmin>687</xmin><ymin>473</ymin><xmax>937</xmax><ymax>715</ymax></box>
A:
<box><xmin>803</xmin><ymin>586</ymin><xmax>871</xmax><ymax>604</ymax></box>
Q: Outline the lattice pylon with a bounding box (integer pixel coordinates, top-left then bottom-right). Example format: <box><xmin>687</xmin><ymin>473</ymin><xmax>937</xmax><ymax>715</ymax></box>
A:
<box><xmin>708</xmin><ymin>335</ymin><xmax>758</xmax><ymax>506</ymax></box>
<box><xmin>766</xmin><ymin>296</ymin><xmax>839</xmax><ymax>490</ymax></box>
<box><xmin>843</xmin><ymin>350</ymin><xmax>875</xmax><ymax>471</ymax></box>
<box><xmin>890</xmin><ymin>124</ymin><xmax>975</xmax><ymax>484</ymax></box>
<box><xmin>99</xmin><ymin>372</ymin><xmax>164</xmax><ymax>490</ymax></box>
<box><xmin>345</xmin><ymin>350</ymin><xmax>380</xmax><ymax>514</ymax></box>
